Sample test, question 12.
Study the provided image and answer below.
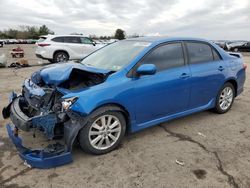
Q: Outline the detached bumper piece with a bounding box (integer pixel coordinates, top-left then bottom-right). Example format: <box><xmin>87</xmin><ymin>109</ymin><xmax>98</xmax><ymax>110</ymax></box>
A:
<box><xmin>6</xmin><ymin>124</ymin><xmax>73</xmax><ymax>169</ymax></box>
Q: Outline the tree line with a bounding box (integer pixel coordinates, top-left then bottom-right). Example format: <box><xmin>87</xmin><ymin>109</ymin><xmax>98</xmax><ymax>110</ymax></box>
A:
<box><xmin>0</xmin><ymin>25</ymin><xmax>133</xmax><ymax>40</ymax></box>
<box><xmin>0</xmin><ymin>25</ymin><xmax>54</xmax><ymax>39</ymax></box>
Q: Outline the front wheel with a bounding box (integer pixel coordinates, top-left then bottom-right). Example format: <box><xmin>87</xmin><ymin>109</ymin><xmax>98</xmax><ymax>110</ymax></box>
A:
<box><xmin>213</xmin><ymin>83</ymin><xmax>235</xmax><ymax>114</ymax></box>
<box><xmin>79</xmin><ymin>110</ymin><xmax>126</xmax><ymax>154</ymax></box>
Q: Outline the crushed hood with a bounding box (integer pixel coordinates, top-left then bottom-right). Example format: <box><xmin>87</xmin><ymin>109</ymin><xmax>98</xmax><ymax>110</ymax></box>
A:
<box><xmin>40</xmin><ymin>62</ymin><xmax>111</xmax><ymax>86</ymax></box>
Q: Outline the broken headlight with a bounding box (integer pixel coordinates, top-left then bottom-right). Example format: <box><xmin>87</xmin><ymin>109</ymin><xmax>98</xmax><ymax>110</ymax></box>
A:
<box><xmin>62</xmin><ymin>97</ymin><xmax>78</xmax><ymax>110</ymax></box>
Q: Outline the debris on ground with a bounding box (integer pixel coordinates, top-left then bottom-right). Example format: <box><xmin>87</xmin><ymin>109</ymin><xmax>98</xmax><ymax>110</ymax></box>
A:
<box><xmin>0</xmin><ymin>54</ymin><xmax>7</xmax><ymax>67</ymax></box>
<box><xmin>10</xmin><ymin>46</ymin><xmax>24</xmax><ymax>58</ymax></box>
<box><xmin>198</xmin><ymin>132</ymin><xmax>206</xmax><ymax>137</ymax></box>
<box><xmin>175</xmin><ymin>159</ymin><xmax>185</xmax><ymax>166</ymax></box>
<box><xmin>8</xmin><ymin>59</ymin><xmax>30</xmax><ymax>68</ymax></box>
<box><xmin>24</xmin><ymin>160</ymin><xmax>32</xmax><ymax>168</ymax></box>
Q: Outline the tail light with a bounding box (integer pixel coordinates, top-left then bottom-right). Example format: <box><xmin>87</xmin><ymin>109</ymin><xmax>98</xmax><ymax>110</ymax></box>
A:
<box><xmin>243</xmin><ymin>63</ymin><xmax>247</xmax><ymax>69</ymax></box>
<box><xmin>38</xmin><ymin>43</ymin><xmax>50</xmax><ymax>47</ymax></box>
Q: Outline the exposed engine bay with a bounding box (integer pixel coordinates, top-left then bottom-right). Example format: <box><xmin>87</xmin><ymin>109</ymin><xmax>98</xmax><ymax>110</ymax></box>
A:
<box><xmin>9</xmin><ymin>66</ymin><xmax>107</xmax><ymax>138</ymax></box>
<box><xmin>2</xmin><ymin>62</ymin><xmax>112</xmax><ymax>168</ymax></box>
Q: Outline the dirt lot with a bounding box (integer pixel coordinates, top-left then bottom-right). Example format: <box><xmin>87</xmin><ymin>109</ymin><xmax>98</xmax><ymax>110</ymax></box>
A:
<box><xmin>0</xmin><ymin>45</ymin><xmax>250</xmax><ymax>188</ymax></box>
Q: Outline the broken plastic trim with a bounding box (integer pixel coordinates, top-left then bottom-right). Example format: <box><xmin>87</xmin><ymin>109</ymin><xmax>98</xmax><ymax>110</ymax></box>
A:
<box><xmin>6</xmin><ymin>124</ymin><xmax>73</xmax><ymax>169</ymax></box>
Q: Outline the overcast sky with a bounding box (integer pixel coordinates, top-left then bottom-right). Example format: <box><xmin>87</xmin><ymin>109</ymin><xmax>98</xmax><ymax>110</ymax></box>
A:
<box><xmin>0</xmin><ymin>0</ymin><xmax>249</xmax><ymax>40</ymax></box>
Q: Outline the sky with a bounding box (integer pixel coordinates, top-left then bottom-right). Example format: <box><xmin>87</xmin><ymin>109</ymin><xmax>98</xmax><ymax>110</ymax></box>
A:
<box><xmin>0</xmin><ymin>0</ymin><xmax>249</xmax><ymax>40</ymax></box>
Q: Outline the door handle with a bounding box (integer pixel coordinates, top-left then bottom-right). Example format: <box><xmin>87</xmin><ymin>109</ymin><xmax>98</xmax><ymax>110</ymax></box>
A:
<box><xmin>218</xmin><ymin>66</ymin><xmax>225</xmax><ymax>71</ymax></box>
<box><xmin>180</xmin><ymin>73</ymin><xmax>190</xmax><ymax>79</ymax></box>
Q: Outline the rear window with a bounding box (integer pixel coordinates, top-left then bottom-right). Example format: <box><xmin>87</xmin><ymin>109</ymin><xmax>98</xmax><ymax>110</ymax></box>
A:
<box><xmin>212</xmin><ymin>48</ymin><xmax>221</xmax><ymax>61</ymax></box>
<box><xmin>51</xmin><ymin>37</ymin><xmax>64</xmax><ymax>42</ymax></box>
<box><xmin>37</xmin><ymin>37</ymin><xmax>47</xmax><ymax>43</ymax></box>
<box><xmin>186</xmin><ymin>42</ymin><xmax>213</xmax><ymax>64</ymax></box>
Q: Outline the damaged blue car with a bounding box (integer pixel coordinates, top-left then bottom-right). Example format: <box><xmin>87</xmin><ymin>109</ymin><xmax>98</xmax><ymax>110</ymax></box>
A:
<box><xmin>2</xmin><ymin>37</ymin><xmax>246</xmax><ymax>168</ymax></box>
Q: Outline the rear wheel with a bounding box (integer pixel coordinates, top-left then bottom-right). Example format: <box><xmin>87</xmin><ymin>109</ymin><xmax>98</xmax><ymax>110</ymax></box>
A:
<box><xmin>213</xmin><ymin>83</ymin><xmax>235</xmax><ymax>114</ymax></box>
<box><xmin>79</xmin><ymin>110</ymin><xmax>126</xmax><ymax>154</ymax></box>
<box><xmin>53</xmin><ymin>51</ymin><xmax>69</xmax><ymax>63</ymax></box>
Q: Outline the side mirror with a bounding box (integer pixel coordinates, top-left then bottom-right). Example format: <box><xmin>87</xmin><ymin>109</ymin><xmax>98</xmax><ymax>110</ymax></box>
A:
<box><xmin>92</xmin><ymin>41</ymin><xmax>96</xmax><ymax>46</ymax></box>
<box><xmin>136</xmin><ymin>64</ymin><xmax>156</xmax><ymax>76</ymax></box>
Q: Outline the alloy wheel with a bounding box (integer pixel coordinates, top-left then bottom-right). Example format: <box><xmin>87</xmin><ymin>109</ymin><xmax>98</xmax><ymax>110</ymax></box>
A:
<box><xmin>88</xmin><ymin>115</ymin><xmax>122</xmax><ymax>150</ymax></box>
<box><xmin>56</xmin><ymin>53</ymin><xmax>68</xmax><ymax>62</ymax></box>
<box><xmin>219</xmin><ymin>87</ymin><xmax>233</xmax><ymax>111</ymax></box>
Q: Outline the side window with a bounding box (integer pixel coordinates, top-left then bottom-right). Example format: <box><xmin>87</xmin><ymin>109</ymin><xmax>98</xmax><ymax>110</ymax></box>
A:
<box><xmin>64</xmin><ymin>37</ymin><xmax>81</xmax><ymax>44</ymax></box>
<box><xmin>186</xmin><ymin>42</ymin><xmax>213</xmax><ymax>64</ymax></box>
<box><xmin>212</xmin><ymin>48</ymin><xmax>221</xmax><ymax>61</ymax></box>
<box><xmin>51</xmin><ymin>37</ymin><xmax>64</xmax><ymax>43</ymax></box>
<box><xmin>141</xmin><ymin>43</ymin><xmax>185</xmax><ymax>72</ymax></box>
<box><xmin>80</xmin><ymin>37</ymin><xmax>93</xmax><ymax>44</ymax></box>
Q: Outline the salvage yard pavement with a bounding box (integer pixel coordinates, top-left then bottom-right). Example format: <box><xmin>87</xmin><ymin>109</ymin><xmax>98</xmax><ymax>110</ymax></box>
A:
<box><xmin>0</xmin><ymin>45</ymin><xmax>250</xmax><ymax>188</ymax></box>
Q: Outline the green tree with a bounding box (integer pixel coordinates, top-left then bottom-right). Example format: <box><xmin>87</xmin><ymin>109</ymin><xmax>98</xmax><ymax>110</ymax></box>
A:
<box><xmin>7</xmin><ymin>29</ymin><xmax>18</xmax><ymax>39</ymax></box>
<box><xmin>39</xmin><ymin>25</ymin><xmax>54</xmax><ymax>36</ymax></box>
<box><xmin>114</xmin><ymin>29</ymin><xmax>125</xmax><ymax>40</ymax></box>
<box><xmin>27</xmin><ymin>26</ymin><xmax>39</xmax><ymax>39</ymax></box>
<box><xmin>0</xmin><ymin>25</ymin><xmax>54</xmax><ymax>39</ymax></box>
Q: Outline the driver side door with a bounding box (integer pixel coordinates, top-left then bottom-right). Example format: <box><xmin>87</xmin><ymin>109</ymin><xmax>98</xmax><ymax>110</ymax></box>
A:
<box><xmin>133</xmin><ymin>42</ymin><xmax>191</xmax><ymax>126</ymax></box>
<box><xmin>80</xmin><ymin>37</ymin><xmax>98</xmax><ymax>58</ymax></box>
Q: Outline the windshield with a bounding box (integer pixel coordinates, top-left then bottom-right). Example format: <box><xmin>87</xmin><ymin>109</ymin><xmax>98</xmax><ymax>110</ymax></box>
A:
<box><xmin>81</xmin><ymin>40</ymin><xmax>151</xmax><ymax>71</ymax></box>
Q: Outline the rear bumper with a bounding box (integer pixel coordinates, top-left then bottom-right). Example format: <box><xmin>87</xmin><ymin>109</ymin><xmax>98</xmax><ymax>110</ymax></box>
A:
<box><xmin>35</xmin><ymin>53</ymin><xmax>49</xmax><ymax>60</ymax></box>
<box><xmin>6</xmin><ymin>124</ymin><xmax>72</xmax><ymax>169</ymax></box>
<box><xmin>35</xmin><ymin>47</ymin><xmax>52</xmax><ymax>60</ymax></box>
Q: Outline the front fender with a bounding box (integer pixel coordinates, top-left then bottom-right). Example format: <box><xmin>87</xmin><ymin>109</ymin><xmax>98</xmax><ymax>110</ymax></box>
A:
<box><xmin>67</xmin><ymin>79</ymin><xmax>135</xmax><ymax>121</ymax></box>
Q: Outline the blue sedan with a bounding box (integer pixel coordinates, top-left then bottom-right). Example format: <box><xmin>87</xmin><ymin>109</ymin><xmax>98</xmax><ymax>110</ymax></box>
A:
<box><xmin>3</xmin><ymin>37</ymin><xmax>246</xmax><ymax>168</ymax></box>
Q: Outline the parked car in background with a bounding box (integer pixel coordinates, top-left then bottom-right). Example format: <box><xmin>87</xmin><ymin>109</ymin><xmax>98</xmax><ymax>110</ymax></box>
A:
<box><xmin>26</xmin><ymin>39</ymin><xmax>37</xmax><ymax>44</ymax></box>
<box><xmin>0</xmin><ymin>40</ymin><xmax>4</xmax><ymax>47</ymax></box>
<box><xmin>3</xmin><ymin>37</ymin><xmax>246</xmax><ymax>168</ymax></box>
<box><xmin>213</xmin><ymin>41</ymin><xmax>228</xmax><ymax>50</ymax></box>
<box><xmin>227</xmin><ymin>41</ymin><xmax>250</xmax><ymax>52</ymax></box>
<box><xmin>35</xmin><ymin>35</ymin><xmax>105</xmax><ymax>63</ymax></box>
<box><xmin>8</xmin><ymin>39</ymin><xmax>19</xmax><ymax>44</ymax></box>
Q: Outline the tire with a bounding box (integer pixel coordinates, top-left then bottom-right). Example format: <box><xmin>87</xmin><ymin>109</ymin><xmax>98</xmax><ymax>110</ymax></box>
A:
<box><xmin>53</xmin><ymin>51</ymin><xmax>69</xmax><ymax>63</ymax></box>
<box><xmin>79</xmin><ymin>109</ymin><xmax>126</xmax><ymax>155</ymax></box>
<box><xmin>213</xmin><ymin>82</ymin><xmax>235</xmax><ymax>114</ymax></box>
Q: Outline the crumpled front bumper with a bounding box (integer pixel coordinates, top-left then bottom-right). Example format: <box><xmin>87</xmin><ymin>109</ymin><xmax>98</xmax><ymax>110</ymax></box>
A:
<box><xmin>6</xmin><ymin>124</ymin><xmax>73</xmax><ymax>169</ymax></box>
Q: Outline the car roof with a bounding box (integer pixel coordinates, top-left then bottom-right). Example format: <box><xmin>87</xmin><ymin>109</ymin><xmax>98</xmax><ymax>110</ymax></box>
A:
<box><xmin>126</xmin><ymin>36</ymin><xmax>211</xmax><ymax>44</ymax></box>
<box><xmin>40</xmin><ymin>35</ymin><xmax>88</xmax><ymax>38</ymax></box>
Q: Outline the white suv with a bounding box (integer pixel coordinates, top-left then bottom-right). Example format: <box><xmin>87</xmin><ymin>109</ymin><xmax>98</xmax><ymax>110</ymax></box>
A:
<box><xmin>36</xmin><ymin>35</ymin><xmax>104</xmax><ymax>63</ymax></box>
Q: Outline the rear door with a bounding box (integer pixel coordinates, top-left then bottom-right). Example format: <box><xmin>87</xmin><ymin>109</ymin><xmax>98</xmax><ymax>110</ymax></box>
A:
<box><xmin>63</xmin><ymin>36</ymin><xmax>83</xmax><ymax>59</ymax></box>
<box><xmin>185</xmin><ymin>41</ymin><xmax>226</xmax><ymax>109</ymax></box>
<box><xmin>134</xmin><ymin>42</ymin><xmax>191</xmax><ymax>125</ymax></box>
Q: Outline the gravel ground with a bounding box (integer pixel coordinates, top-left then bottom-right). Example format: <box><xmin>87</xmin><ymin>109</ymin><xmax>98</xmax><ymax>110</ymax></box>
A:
<box><xmin>0</xmin><ymin>45</ymin><xmax>250</xmax><ymax>188</ymax></box>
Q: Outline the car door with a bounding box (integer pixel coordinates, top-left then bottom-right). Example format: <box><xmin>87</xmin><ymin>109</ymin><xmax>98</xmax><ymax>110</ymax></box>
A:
<box><xmin>185</xmin><ymin>41</ymin><xmax>226</xmax><ymax>109</ymax></box>
<box><xmin>79</xmin><ymin>37</ymin><xmax>97</xmax><ymax>58</ymax></box>
<box><xmin>63</xmin><ymin>36</ymin><xmax>83</xmax><ymax>59</ymax></box>
<box><xmin>133</xmin><ymin>42</ymin><xmax>191</xmax><ymax>125</ymax></box>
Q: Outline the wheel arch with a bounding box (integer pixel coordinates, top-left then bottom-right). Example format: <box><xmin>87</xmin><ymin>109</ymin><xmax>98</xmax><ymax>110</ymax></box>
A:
<box><xmin>53</xmin><ymin>50</ymin><xmax>70</xmax><ymax>59</ymax></box>
<box><xmin>89</xmin><ymin>103</ymin><xmax>131</xmax><ymax>132</ymax></box>
<box><xmin>225</xmin><ymin>79</ymin><xmax>238</xmax><ymax>96</ymax></box>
